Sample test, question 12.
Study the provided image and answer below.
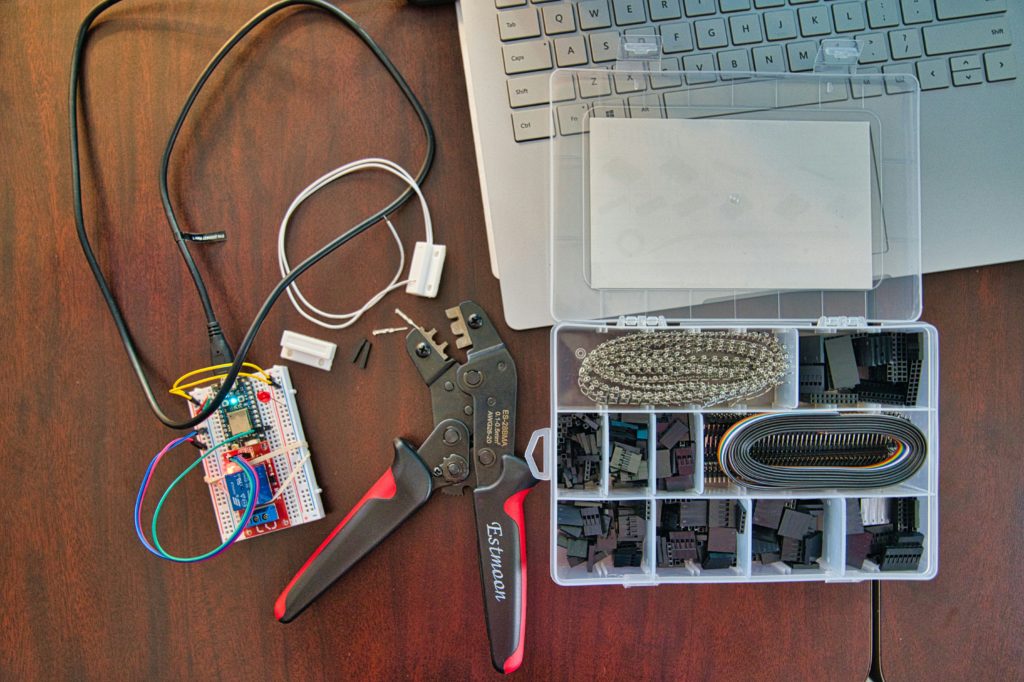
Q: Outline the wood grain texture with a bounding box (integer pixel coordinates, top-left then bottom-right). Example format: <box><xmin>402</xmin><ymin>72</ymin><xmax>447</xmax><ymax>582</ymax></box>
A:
<box><xmin>20</xmin><ymin>0</ymin><xmax>1024</xmax><ymax>679</ymax></box>
<box><xmin>882</xmin><ymin>262</ymin><xmax>1024</xmax><ymax>680</ymax></box>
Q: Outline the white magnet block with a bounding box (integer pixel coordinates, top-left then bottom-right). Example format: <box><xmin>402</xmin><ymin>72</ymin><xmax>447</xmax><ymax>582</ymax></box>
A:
<box><xmin>280</xmin><ymin>330</ymin><xmax>336</xmax><ymax>371</ymax></box>
<box><xmin>405</xmin><ymin>241</ymin><xmax>446</xmax><ymax>298</ymax></box>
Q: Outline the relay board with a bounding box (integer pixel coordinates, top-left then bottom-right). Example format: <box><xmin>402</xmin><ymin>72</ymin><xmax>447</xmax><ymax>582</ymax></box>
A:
<box><xmin>188</xmin><ymin>365</ymin><xmax>325</xmax><ymax>542</ymax></box>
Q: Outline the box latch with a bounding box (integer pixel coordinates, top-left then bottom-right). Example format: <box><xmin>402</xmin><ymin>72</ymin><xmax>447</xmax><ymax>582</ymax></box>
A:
<box><xmin>814</xmin><ymin>38</ymin><xmax>864</xmax><ymax>74</ymax></box>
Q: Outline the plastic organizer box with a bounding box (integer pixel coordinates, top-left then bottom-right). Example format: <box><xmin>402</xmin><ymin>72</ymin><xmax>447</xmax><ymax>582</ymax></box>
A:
<box><xmin>521</xmin><ymin>41</ymin><xmax>939</xmax><ymax>587</ymax></box>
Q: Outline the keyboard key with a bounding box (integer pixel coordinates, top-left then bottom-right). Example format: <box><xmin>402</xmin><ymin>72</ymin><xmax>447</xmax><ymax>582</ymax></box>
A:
<box><xmin>686</xmin><ymin>83</ymin><xmax>730</xmax><ymax>106</ymax></box>
<box><xmin>661</xmin><ymin>88</ymin><xmax>694</xmax><ymax>110</ymax></box>
<box><xmin>503</xmin><ymin>40</ymin><xmax>552</xmax><ymax>74</ymax></box>
<box><xmin>857</xmin><ymin>33</ymin><xmax>889</xmax><ymax>63</ymax></box>
<box><xmin>554</xmin><ymin>35</ymin><xmax>589</xmax><ymax>66</ymax></box>
<box><xmin>556</xmin><ymin>103</ymin><xmax>590</xmax><ymax>135</ymax></box>
<box><xmin>613</xmin><ymin>70</ymin><xmax>647</xmax><ymax>93</ymax></box>
<box><xmin>590</xmin><ymin>31</ymin><xmax>622</xmax><ymax>61</ymax></box>
<box><xmin>578</xmin><ymin>70</ymin><xmax>613</xmax><ymax>97</ymax></box>
<box><xmin>788</xmin><ymin>0</ymin><xmax>817</xmax><ymax>5</ymax></box>
<box><xmin>777</xmin><ymin>78</ymin><xmax>849</xmax><ymax>106</ymax></box>
<box><xmin>660</xmin><ymin>22</ymin><xmax>695</xmax><ymax>52</ymax></box>
<box><xmin>592</xmin><ymin>99</ymin><xmax>628</xmax><ymax>118</ymax></box>
<box><xmin>498</xmin><ymin>8</ymin><xmax>541</xmax><ymax>41</ymax></box>
<box><xmin>649</xmin><ymin>0</ymin><xmax>683</xmax><ymax>20</ymax></box>
<box><xmin>542</xmin><ymin>4</ymin><xmax>577</xmax><ymax>34</ymax></box>
<box><xmin>508</xmin><ymin>78</ymin><xmax>539</xmax><ymax>110</ymax></box>
<box><xmin>613</xmin><ymin>0</ymin><xmax>647</xmax><ymax>25</ymax></box>
<box><xmin>786</xmin><ymin>40</ymin><xmax>818</xmax><ymax>71</ymax></box>
<box><xmin>623</xmin><ymin>26</ymin><xmax>660</xmax><ymax>49</ymax></box>
<box><xmin>578</xmin><ymin>0</ymin><xmax>613</xmax><ymax>29</ymax></box>
<box><xmin>732</xmin><ymin>79</ymin><xmax>778</xmax><ymax>105</ymax></box>
<box><xmin>718</xmin><ymin>48</ymin><xmax>752</xmax><ymax>77</ymax></box>
<box><xmin>752</xmin><ymin>44</ymin><xmax>786</xmax><ymax>71</ymax></box>
<box><xmin>984</xmin><ymin>51</ymin><xmax>1017</xmax><ymax>81</ymax></box>
<box><xmin>916</xmin><ymin>59</ymin><xmax>950</xmax><ymax>89</ymax></box>
<box><xmin>851</xmin><ymin>68</ymin><xmax>885</xmax><ymax>98</ymax></box>
<box><xmin>820</xmin><ymin>78</ymin><xmax>850</xmax><ymax>103</ymax></box>
<box><xmin>621</xmin><ymin>29</ymin><xmax>661</xmax><ymax>59</ymax></box>
<box><xmin>764</xmin><ymin>10</ymin><xmax>798</xmax><ymax>40</ymax></box>
<box><xmin>754</xmin><ymin>0</ymin><xmax>785</xmax><ymax>7</ymax></box>
<box><xmin>952</xmin><ymin>68</ymin><xmax>983</xmax><ymax>86</ymax></box>
<box><xmin>889</xmin><ymin>29</ymin><xmax>923</xmax><ymax>59</ymax></box>
<box><xmin>798</xmin><ymin>6</ymin><xmax>831</xmax><ymax>37</ymax></box>
<box><xmin>950</xmin><ymin>55</ymin><xmax>982</xmax><ymax>71</ymax></box>
<box><xmin>628</xmin><ymin>93</ymin><xmax>665</xmax><ymax>118</ymax></box>
<box><xmin>512</xmin><ymin>108</ymin><xmax>552</xmax><ymax>141</ymax></box>
<box><xmin>719</xmin><ymin>0</ymin><xmax>751</xmax><ymax>11</ymax></box>
<box><xmin>832</xmin><ymin>2</ymin><xmax>866</xmax><ymax>33</ymax></box>
<box><xmin>866</xmin><ymin>0</ymin><xmax>899</xmax><ymax>29</ymax></box>
<box><xmin>507</xmin><ymin>72</ymin><xmax>575</xmax><ymax>107</ymax></box>
<box><xmin>936</xmin><ymin>0</ymin><xmax>1006</xmax><ymax>21</ymax></box>
<box><xmin>682</xmin><ymin>53</ymin><xmax>717</xmax><ymax>82</ymax></box>
<box><xmin>923</xmin><ymin>18</ymin><xmax>1011</xmax><ymax>56</ymax></box>
<box><xmin>497</xmin><ymin>0</ymin><xmax>528</xmax><ymax>7</ymax></box>
<box><xmin>882</xmin><ymin>63</ymin><xmax>917</xmax><ymax>93</ymax></box>
<box><xmin>900</xmin><ymin>0</ymin><xmax>933</xmax><ymax>24</ymax></box>
<box><xmin>695</xmin><ymin>18</ymin><xmax>728</xmax><ymax>48</ymax></box>
<box><xmin>649</xmin><ymin>57</ymin><xmax>684</xmax><ymax>87</ymax></box>
<box><xmin>729</xmin><ymin>14</ymin><xmax>764</xmax><ymax>44</ymax></box>
<box><xmin>683</xmin><ymin>0</ymin><xmax>716</xmax><ymax>16</ymax></box>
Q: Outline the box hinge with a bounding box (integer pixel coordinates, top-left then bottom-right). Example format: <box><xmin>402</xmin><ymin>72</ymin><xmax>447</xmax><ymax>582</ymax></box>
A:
<box><xmin>816</xmin><ymin>315</ymin><xmax>868</xmax><ymax>329</ymax></box>
<box><xmin>615</xmin><ymin>314</ymin><xmax>668</xmax><ymax>328</ymax></box>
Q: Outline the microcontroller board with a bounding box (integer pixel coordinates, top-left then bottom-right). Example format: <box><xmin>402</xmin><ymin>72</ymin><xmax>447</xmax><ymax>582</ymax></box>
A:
<box><xmin>188</xmin><ymin>365</ymin><xmax>325</xmax><ymax>542</ymax></box>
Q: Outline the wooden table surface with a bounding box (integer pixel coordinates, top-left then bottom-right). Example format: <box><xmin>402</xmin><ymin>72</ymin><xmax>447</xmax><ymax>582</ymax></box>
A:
<box><xmin>1</xmin><ymin>1</ymin><xmax>1020</xmax><ymax>679</ymax></box>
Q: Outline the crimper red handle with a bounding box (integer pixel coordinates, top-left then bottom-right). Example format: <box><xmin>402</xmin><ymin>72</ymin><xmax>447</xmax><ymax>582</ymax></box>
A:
<box><xmin>472</xmin><ymin>456</ymin><xmax>536</xmax><ymax>674</ymax></box>
<box><xmin>274</xmin><ymin>439</ymin><xmax>433</xmax><ymax>623</ymax></box>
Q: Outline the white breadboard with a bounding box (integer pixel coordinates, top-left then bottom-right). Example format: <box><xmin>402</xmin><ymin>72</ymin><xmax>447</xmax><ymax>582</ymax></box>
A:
<box><xmin>188</xmin><ymin>365</ymin><xmax>325</xmax><ymax>542</ymax></box>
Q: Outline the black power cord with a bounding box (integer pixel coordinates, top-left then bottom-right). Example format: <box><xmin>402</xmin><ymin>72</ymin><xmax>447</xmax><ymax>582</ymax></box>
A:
<box><xmin>70</xmin><ymin>0</ymin><xmax>436</xmax><ymax>430</ymax></box>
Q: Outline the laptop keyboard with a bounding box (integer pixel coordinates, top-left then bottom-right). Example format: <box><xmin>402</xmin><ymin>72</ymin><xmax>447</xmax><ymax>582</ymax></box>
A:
<box><xmin>496</xmin><ymin>0</ymin><xmax>1017</xmax><ymax>141</ymax></box>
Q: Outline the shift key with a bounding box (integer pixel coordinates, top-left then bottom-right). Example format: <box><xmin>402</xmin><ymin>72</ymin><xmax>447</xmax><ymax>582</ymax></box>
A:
<box><xmin>923</xmin><ymin>17</ymin><xmax>1011</xmax><ymax>55</ymax></box>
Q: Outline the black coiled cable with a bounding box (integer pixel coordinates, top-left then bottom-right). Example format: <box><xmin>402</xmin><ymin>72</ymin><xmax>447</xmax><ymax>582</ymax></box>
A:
<box><xmin>717</xmin><ymin>413</ymin><xmax>928</xmax><ymax>490</ymax></box>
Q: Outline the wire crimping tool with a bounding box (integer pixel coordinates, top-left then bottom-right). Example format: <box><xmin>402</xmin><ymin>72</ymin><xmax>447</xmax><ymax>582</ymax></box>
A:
<box><xmin>274</xmin><ymin>301</ymin><xmax>537</xmax><ymax>674</ymax></box>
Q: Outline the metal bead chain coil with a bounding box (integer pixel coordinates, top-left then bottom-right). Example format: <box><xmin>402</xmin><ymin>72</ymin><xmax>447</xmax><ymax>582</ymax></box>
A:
<box><xmin>578</xmin><ymin>330</ymin><xmax>788</xmax><ymax>407</ymax></box>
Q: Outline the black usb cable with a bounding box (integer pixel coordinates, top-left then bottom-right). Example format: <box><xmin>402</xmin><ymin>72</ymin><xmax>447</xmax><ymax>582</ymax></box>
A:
<box><xmin>70</xmin><ymin>0</ymin><xmax>436</xmax><ymax>429</ymax></box>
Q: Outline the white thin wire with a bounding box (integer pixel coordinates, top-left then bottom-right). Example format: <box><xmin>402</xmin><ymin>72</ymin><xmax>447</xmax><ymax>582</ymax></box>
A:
<box><xmin>268</xmin><ymin>451</ymin><xmax>314</xmax><ymax>503</ymax></box>
<box><xmin>277</xmin><ymin>158</ymin><xmax>433</xmax><ymax>330</ymax></box>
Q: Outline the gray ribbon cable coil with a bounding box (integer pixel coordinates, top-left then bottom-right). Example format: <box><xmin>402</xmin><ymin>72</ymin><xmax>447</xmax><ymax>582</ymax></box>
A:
<box><xmin>717</xmin><ymin>413</ymin><xmax>927</xmax><ymax>490</ymax></box>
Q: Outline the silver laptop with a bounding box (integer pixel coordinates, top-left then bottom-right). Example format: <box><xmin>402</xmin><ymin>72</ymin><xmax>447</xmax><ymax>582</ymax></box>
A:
<box><xmin>456</xmin><ymin>0</ymin><xmax>1024</xmax><ymax>330</ymax></box>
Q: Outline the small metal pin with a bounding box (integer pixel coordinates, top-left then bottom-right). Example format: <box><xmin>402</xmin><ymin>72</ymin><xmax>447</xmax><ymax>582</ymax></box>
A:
<box><xmin>372</xmin><ymin>326</ymin><xmax>409</xmax><ymax>336</ymax></box>
<box><xmin>394</xmin><ymin>308</ymin><xmax>419</xmax><ymax>328</ymax></box>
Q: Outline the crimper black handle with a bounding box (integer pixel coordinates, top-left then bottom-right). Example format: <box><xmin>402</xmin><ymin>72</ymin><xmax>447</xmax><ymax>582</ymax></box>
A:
<box><xmin>473</xmin><ymin>456</ymin><xmax>537</xmax><ymax>674</ymax></box>
<box><xmin>275</xmin><ymin>438</ymin><xmax>433</xmax><ymax>623</ymax></box>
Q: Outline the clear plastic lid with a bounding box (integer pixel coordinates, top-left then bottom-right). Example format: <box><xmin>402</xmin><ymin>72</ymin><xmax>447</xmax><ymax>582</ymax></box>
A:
<box><xmin>549</xmin><ymin>40</ymin><xmax>921</xmax><ymax>324</ymax></box>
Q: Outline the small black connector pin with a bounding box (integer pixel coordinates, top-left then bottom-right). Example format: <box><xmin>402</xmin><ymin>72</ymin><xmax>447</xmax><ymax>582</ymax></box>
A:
<box><xmin>351</xmin><ymin>339</ymin><xmax>369</xmax><ymax>364</ymax></box>
<box><xmin>350</xmin><ymin>338</ymin><xmax>372</xmax><ymax>369</ymax></box>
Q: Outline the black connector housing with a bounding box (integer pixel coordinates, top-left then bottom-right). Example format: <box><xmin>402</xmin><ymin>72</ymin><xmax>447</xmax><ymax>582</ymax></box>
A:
<box><xmin>207</xmin><ymin>321</ymin><xmax>233</xmax><ymax>365</ymax></box>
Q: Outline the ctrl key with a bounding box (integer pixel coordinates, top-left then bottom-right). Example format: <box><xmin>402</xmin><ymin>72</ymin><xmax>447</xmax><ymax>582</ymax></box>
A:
<box><xmin>511</xmin><ymin>108</ymin><xmax>552</xmax><ymax>142</ymax></box>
